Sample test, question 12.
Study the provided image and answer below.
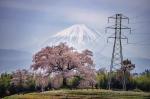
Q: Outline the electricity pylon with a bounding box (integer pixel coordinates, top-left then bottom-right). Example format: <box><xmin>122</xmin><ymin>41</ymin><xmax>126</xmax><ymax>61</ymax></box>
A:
<box><xmin>106</xmin><ymin>14</ymin><xmax>131</xmax><ymax>90</ymax></box>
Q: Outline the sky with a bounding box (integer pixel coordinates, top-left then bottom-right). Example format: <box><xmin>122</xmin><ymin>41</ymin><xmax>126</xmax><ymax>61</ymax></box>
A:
<box><xmin>0</xmin><ymin>0</ymin><xmax>150</xmax><ymax>71</ymax></box>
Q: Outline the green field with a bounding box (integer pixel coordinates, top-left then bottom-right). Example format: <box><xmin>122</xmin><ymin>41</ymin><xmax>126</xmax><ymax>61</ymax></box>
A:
<box><xmin>4</xmin><ymin>89</ymin><xmax>150</xmax><ymax>99</ymax></box>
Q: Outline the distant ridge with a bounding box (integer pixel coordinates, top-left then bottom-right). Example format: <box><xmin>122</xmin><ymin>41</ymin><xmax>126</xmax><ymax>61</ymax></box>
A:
<box><xmin>0</xmin><ymin>49</ymin><xmax>32</xmax><ymax>73</ymax></box>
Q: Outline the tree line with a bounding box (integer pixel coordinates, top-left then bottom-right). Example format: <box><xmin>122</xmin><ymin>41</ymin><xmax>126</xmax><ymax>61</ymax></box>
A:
<box><xmin>0</xmin><ymin>43</ymin><xmax>150</xmax><ymax>97</ymax></box>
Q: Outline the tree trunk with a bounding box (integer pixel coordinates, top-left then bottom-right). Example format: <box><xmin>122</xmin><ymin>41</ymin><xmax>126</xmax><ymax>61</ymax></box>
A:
<box><xmin>41</xmin><ymin>86</ymin><xmax>44</xmax><ymax>92</ymax></box>
<box><xmin>63</xmin><ymin>77</ymin><xmax>67</xmax><ymax>87</ymax></box>
<box><xmin>122</xmin><ymin>70</ymin><xmax>126</xmax><ymax>91</ymax></box>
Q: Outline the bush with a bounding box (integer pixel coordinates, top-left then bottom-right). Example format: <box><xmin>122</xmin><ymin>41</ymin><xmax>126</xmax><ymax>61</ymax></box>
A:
<box><xmin>67</xmin><ymin>76</ymin><xmax>82</xmax><ymax>89</ymax></box>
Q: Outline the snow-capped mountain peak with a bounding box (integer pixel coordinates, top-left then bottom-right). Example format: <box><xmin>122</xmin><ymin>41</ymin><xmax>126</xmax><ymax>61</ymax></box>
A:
<box><xmin>53</xmin><ymin>24</ymin><xmax>98</xmax><ymax>42</ymax></box>
<box><xmin>41</xmin><ymin>24</ymin><xmax>106</xmax><ymax>52</ymax></box>
<box><xmin>45</xmin><ymin>24</ymin><xmax>103</xmax><ymax>50</ymax></box>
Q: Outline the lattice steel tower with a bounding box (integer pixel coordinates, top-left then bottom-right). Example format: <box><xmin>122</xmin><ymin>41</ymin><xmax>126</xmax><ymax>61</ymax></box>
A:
<box><xmin>106</xmin><ymin>14</ymin><xmax>131</xmax><ymax>90</ymax></box>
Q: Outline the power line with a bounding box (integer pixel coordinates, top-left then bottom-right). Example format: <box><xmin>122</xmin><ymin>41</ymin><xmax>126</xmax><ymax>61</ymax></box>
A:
<box><xmin>130</xmin><ymin>20</ymin><xmax>150</xmax><ymax>24</ymax></box>
<box><xmin>130</xmin><ymin>14</ymin><xmax>149</xmax><ymax>20</ymax></box>
<box><xmin>127</xmin><ymin>42</ymin><xmax>150</xmax><ymax>46</ymax></box>
<box><xmin>106</xmin><ymin>14</ymin><xmax>131</xmax><ymax>90</ymax></box>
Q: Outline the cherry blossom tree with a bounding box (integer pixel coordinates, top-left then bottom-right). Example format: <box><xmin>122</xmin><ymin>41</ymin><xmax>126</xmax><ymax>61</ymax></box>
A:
<box><xmin>31</xmin><ymin>43</ymin><xmax>96</xmax><ymax>88</ymax></box>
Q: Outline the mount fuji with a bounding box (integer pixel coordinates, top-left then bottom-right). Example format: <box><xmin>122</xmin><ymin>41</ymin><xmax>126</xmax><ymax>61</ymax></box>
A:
<box><xmin>42</xmin><ymin>24</ymin><xmax>105</xmax><ymax>51</ymax></box>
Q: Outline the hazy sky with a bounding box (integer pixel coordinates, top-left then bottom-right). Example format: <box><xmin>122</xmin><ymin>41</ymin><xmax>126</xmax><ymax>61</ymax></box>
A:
<box><xmin>0</xmin><ymin>0</ymin><xmax>150</xmax><ymax>59</ymax></box>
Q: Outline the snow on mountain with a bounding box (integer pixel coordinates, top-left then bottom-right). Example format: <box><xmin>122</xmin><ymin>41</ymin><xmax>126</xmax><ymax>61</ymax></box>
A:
<box><xmin>53</xmin><ymin>24</ymin><xmax>98</xmax><ymax>43</ymax></box>
<box><xmin>42</xmin><ymin>24</ymin><xmax>105</xmax><ymax>51</ymax></box>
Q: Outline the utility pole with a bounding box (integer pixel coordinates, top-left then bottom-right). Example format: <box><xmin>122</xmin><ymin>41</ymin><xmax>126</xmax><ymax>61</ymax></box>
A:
<box><xmin>106</xmin><ymin>14</ymin><xmax>131</xmax><ymax>90</ymax></box>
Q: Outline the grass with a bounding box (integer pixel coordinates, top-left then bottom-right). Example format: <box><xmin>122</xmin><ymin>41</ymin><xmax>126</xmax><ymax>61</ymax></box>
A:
<box><xmin>3</xmin><ymin>89</ymin><xmax>150</xmax><ymax>99</ymax></box>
